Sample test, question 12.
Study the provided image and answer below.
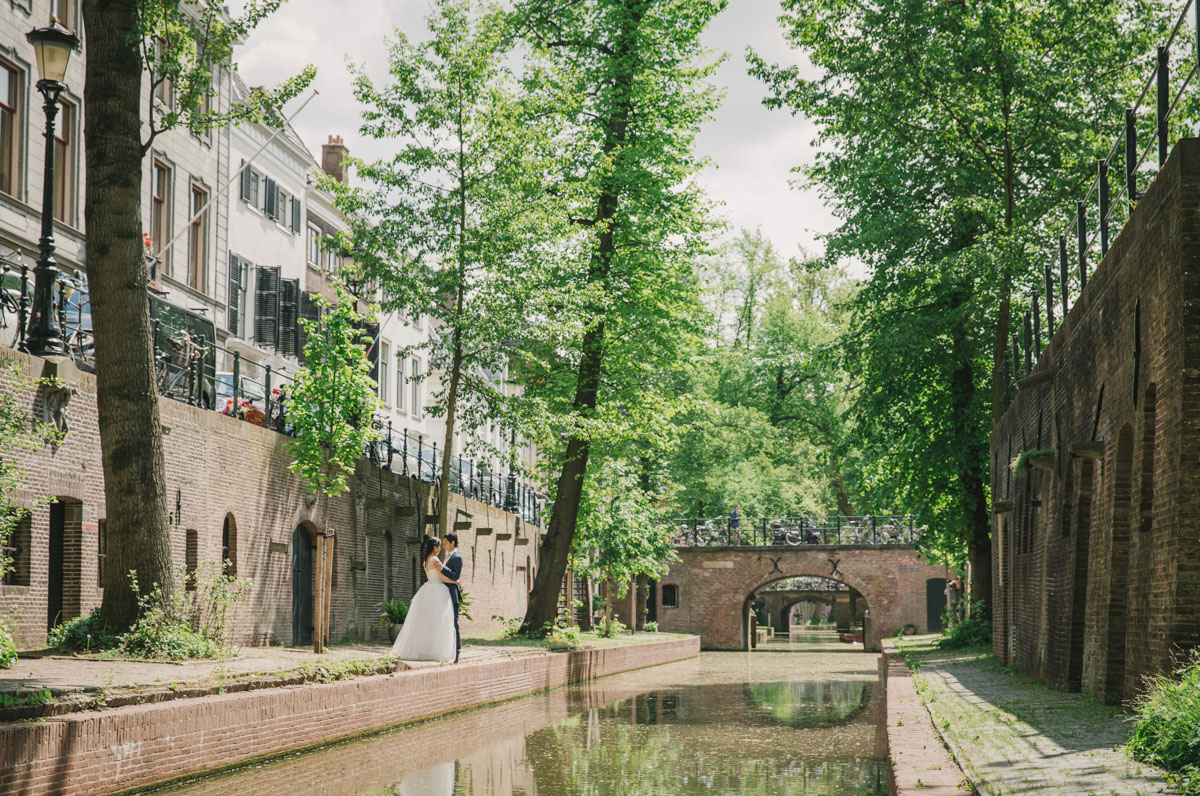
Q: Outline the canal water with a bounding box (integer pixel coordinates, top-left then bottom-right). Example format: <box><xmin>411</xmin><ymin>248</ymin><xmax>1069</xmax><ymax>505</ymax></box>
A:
<box><xmin>156</xmin><ymin>631</ymin><xmax>887</xmax><ymax>795</ymax></box>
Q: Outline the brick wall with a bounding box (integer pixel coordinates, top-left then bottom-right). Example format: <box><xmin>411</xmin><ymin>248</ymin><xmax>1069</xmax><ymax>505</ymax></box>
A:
<box><xmin>991</xmin><ymin>138</ymin><xmax>1200</xmax><ymax>703</ymax></box>
<box><xmin>652</xmin><ymin>547</ymin><xmax>947</xmax><ymax>651</ymax></box>
<box><xmin>0</xmin><ymin>348</ymin><xmax>535</xmax><ymax>648</ymax></box>
<box><xmin>0</xmin><ymin>636</ymin><xmax>700</xmax><ymax>796</ymax></box>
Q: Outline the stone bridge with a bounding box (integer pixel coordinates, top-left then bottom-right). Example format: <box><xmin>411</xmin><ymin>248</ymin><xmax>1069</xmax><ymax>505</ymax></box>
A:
<box><xmin>754</xmin><ymin>589</ymin><xmax>865</xmax><ymax>632</ymax></box>
<box><xmin>654</xmin><ymin>546</ymin><xmax>948</xmax><ymax>651</ymax></box>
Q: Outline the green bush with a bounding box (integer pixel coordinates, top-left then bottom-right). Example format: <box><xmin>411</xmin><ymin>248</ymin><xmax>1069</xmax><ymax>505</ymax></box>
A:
<box><xmin>548</xmin><ymin>624</ymin><xmax>581</xmax><ymax>649</ymax></box>
<box><xmin>643</xmin><ymin>621</ymin><xmax>659</xmax><ymax>633</ymax></box>
<box><xmin>117</xmin><ymin>565</ymin><xmax>250</xmax><ymax>661</ymax></box>
<box><xmin>0</xmin><ymin>623</ymin><xmax>16</xmax><ymax>669</ymax></box>
<box><xmin>47</xmin><ymin>608</ymin><xmax>119</xmax><ymax>653</ymax></box>
<box><xmin>937</xmin><ymin>612</ymin><xmax>992</xmax><ymax>649</ymax></box>
<box><xmin>598</xmin><ymin>616</ymin><xmax>627</xmax><ymax>638</ymax></box>
<box><xmin>378</xmin><ymin>599</ymin><xmax>409</xmax><ymax>626</ymax></box>
<box><xmin>1128</xmin><ymin>648</ymin><xmax>1200</xmax><ymax>795</ymax></box>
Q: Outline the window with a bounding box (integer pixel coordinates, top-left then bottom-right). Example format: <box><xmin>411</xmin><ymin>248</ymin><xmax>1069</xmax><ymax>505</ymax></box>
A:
<box><xmin>53</xmin><ymin>99</ymin><xmax>75</xmax><ymax>225</ymax></box>
<box><xmin>222</xmin><ymin>515</ymin><xmax>237</xmax><ymax>577</ymax></box>
<box><xmin>249</xmin><ymin>169</ymin><xmax>260</xmax><ymax>208</ymax></box>
<box><xmin>277</xmin><ymin>188</ymin><xmax>291</xmax><ymax>227</ymax></box>
<box><xmin>661</xmin><ymin>584</ymin><xmax>678</xmax><ymax>608</ymax></box>
<box><xmin>153</xmin><ymin>38</ymin><xmax>173</xmax><ymax>108</ymax></box>
<box><xmin>185</xmin><ymin>529</ymin><xmax>198</xmax><ymax>590</ymax></box>
<box><xmin>0</xmin><ymin>62</ymin><xmax>20</xmax><ymax>197</ymax></box>
<box><xmin>151</xmin><ymin>160</ymin><xmax>172</xmax><ymax>274</ymax></box>
<box><xmin>410</xmin><ymin>358</ymin><xmax>422</xmax><ymax>418</ymax></box>
<box><xmin>326</xmin><ymin>247</ymin><xmax>338</xmax><ymax>271</ymax></box>
<box><xmin>97</xmin><ymin>518</ymin><xmax>106</xmax><ymax>588</ymax></box>
<box><xmin>53</xmin><ymin>0</ymin><xmax>76</xmax><ymax>29</ymax></box>
<box><xmin>379</xmin><ymin>340</ymin><xmax>390</xmax><ymax>404</ymax></box>
<box><xmin>395</xmin><ymin>355</ymin><xmax>405</xmax><ymax>411</ymax></box>
<box><xmin>307</xmin><ymin>225</ymin><xmax>321</xmax><ymax>264</ymax></box>
<box><xmin>188</xmin><ymin>184</ymin><xmax>208</xmax><ymax>292</ymax></box>
<box><xmin>3</xmin><ymin>511</ymin><xmax>31</xmax><ymax>587</ymax></box>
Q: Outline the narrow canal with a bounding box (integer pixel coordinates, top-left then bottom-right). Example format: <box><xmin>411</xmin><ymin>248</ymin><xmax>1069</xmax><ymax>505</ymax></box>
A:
<box><xmin>156</xmin><ymin>631</ymin><xmax>887</xmax><ymax>795</ymax></box>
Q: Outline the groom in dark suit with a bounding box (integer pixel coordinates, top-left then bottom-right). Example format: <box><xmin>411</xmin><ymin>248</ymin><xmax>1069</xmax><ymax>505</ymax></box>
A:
<box><xmin>440</xmin><ymin>533</ymin><xmax>463</xmax><ymax>663</ymax></box>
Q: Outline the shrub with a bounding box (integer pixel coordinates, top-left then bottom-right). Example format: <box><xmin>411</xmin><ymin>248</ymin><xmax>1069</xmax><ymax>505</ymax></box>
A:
<box><xmin>0</xmin><ymin>623</ymin><xmax>15</xmax><ymax>669</ymax></box>
<box><xmin>378</xmin><ymin>599</ymin><xmax>409</xmax><ymax>626</ymax></box>
<box><xmin>598</xmin><ymin>616</ymin><xmax>627</xmax><ymax>638</ymax></box>
<box><xmin>117</xmin><ymin>566</ymin><xmax>250</xmax><ymax>661</ymax></box>
<box><xmin>48</xmin><ymin>608</ymin><xmax>119</xmax><ymax>653</ymax></box>
<box><xmin>643</xmin><ymin>621</ymin><xmax>659</xmax><ymax>633</ymax></box>
<box><xmin>492</xmin><ymin>615</ymin><xmax>525</xmax><ymax>639</ymax></box>
<box><xmin>1128</xmin><ymin>648</ymin><xmax>1200</xmax><ymax>795</ymax></box>
<box><xmin>548</xmin><ymin>624</ymin><xmax>581</xmax><ymax>649</ymax></box>
<box><xmin>937</xmin><ymin>607</ymin><xmax>992</xmax><ymax>650</ymax></box>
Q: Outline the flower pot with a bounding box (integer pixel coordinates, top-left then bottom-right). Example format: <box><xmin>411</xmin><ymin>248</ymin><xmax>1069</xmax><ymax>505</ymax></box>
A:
<box><xmin>388</xmin><ymin>623</ymin><xmax>403</xmax><ymax>643</ymax></box>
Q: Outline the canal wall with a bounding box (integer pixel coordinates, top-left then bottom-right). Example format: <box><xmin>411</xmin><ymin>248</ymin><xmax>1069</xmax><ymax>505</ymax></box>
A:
<box><xmin>0</xmin><ymin>635</ymin><xmax>700</xmax><ymax>795</ymax></box>
<box><xmin>880</xmin><ymin>641</ymin><xmax>966</xmax><ymax>795</ymax></box>
<box><xmin>990</xmin><ymin>137</ymin><xmax>1200</xmax><ymax>703</ymax></box>
<box><xmin>0</xmin><ymin>346</ymin><xmax>536</xmax><ymax>650</ymax></box>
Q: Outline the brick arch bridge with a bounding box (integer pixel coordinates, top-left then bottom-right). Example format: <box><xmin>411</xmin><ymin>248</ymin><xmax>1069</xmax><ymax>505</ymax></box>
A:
<box><xmin>655</xmin><ymin>546</ymin><xmax>946</xmax><ymax>651</ymax></box>
<box><xmin>754</xmin><ymin>588</ymin><xmax>865</xmax><ymax>632</ymax></box>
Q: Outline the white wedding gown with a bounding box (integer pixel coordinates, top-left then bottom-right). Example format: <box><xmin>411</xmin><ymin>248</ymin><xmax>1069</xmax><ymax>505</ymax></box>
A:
<box><xmin>391</xmin><ymin>560</ymin><xmax>457</xmax><ymax>662</ymax></box>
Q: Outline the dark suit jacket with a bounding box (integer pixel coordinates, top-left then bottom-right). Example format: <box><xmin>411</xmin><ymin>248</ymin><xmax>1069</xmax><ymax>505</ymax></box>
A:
<box><xmin>441</xmin><ymin>551</ymin><xmax>463</xmax><ymax>608</ymax></box>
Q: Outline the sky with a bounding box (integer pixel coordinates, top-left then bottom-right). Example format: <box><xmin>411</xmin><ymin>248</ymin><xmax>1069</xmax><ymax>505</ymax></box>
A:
<box><xmin>233</xmin><ymin>0</ymin><xmax>834</xmax><ymax>263</ymax></box>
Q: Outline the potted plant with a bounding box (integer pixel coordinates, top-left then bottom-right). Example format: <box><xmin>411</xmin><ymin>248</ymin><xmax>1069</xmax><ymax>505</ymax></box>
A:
<box><xmin>378</xmin><ymin>599</ymin><xmax>409</xmax><ymax>642</ymax></box>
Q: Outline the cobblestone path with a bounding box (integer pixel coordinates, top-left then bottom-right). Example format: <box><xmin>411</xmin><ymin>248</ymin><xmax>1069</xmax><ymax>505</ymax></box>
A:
<box><xmin>898</xmin><ymin>638</ymin><xmax>1172</xmax><ymax>795</ymax></box>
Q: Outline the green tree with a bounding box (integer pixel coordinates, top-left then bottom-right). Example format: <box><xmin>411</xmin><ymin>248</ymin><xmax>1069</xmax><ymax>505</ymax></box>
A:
<box><xmin>749</xmin><ymin>0</ymin><xmax>1174</xmax><ymax>606</ymax></box>
<box><xmin>286</xmin><ymin>278</ymin><xmax>380</xmax><ymax>652</ymax></box>
<box><xmin>330</xmin><ymin>0</ymin><xmax>566</xmax><ymax>538</ymax></box>
<box><xmin>572</xmin><ymin>459</ymin><xmax>676</xmax><ymax>635</ymax></box>
<box><xmin>83</xmin><ymin>0</ymin><xmax>312</xmax><ymax>629</ymax></box>
<box><xmin>515</xmin><ymin>0</ymin><xmax>724</xmax><ymax>633</ymax></box>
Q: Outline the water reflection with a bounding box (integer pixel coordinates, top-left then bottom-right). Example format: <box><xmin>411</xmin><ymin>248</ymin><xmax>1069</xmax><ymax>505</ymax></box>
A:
<box><xmin>156</xmin><ymin>652</ymin><xmax>886</xmax><ymax>796</ymax></box>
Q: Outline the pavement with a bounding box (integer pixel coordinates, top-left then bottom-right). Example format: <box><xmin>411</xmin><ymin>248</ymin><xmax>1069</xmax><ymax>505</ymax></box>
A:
<box><xmin>896</xmin><ymin>635</ymin><xmax>1173</xmax><ymax>796</ymax></box>
<box><xmin>0</xmin><ymin>642</ymin><xmax>547</xmax><ymax>717</ymax></box>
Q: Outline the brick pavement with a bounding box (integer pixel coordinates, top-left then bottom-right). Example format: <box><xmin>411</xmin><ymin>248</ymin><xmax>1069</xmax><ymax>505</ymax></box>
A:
<box><xmin>897</xmin><ymin>636</ymin><xmax>1173</xmax><ymax>795</ymax></box>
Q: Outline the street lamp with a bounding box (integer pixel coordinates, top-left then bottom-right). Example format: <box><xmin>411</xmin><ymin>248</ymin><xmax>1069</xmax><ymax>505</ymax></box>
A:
<box><xmin>23</xmin><ymin>20</ymin><xmax>80</xmax><ymax>357</ymax></box>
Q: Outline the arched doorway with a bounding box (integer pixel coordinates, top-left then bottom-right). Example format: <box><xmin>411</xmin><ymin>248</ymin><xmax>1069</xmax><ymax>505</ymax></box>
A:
<box><xmin>47</xmin><ymin>497</ymin><xmax>83</xmax><ymax>632</ymax></box>
<box><xmin>926</xmin><ymin>578</ymin><xmax>947</xmax><ymax>633</ymax></box>
<box><xmin>292</xmin><ymin>524</ymin><xmax>315</xmax><ymax>647</ymax></box>
<box><xmin>222</xmin><ymin>514</ymin><xmax>238</xmax><ymax>576</ymax></box>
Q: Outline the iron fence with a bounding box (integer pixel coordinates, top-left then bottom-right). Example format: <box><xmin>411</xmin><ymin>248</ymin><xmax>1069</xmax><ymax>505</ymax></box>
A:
<box><xmin>669</xmin><ymin>515</ymin><xmax>920</xmax><ymax>547</ymax></box>
<box><xmin>1007</xmin><ymin>0</ymin><xmax>1200</xmax><ymax>394</ymax></box>
<box><xmin>0</xmin><ymin>262</ymin><xmax>546</xmax><ymax>528</ymax></box>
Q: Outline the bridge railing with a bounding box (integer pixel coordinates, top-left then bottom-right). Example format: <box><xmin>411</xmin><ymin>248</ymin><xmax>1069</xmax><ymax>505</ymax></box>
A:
<box><xmin>668</xmin><ymin>515</ymin><xmax>920</xmax><ymax>548</ymax></box>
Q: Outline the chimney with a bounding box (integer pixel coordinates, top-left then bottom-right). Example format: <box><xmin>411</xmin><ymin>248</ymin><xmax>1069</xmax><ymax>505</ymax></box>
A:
<box><xmin>322</xmin><ymin>135</ymin><xmax>349</xmax><ymax>184</ymax></box>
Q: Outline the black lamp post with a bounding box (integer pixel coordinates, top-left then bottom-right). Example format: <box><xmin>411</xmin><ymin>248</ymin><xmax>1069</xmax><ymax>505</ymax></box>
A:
<box><xmin>23</xmin><ymin>21</ymin><xmax>79</xmax><ymax>357</ymax></box>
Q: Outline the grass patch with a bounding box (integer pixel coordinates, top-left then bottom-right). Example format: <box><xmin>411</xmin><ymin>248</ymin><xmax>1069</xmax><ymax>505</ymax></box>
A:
<box><xmin>1128</xmin><ymin>648</ymin><xmax>1200</xmax><ymax>795</ymax></box>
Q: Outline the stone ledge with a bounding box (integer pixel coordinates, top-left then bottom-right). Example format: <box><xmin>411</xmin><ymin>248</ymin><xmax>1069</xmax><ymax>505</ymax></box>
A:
<box><xmin>881</xmin><ymin>640</ymin><xmax>970</xmax><ymax>795</ymax></box>
<box><xmin>0</xmin><ymin>635</ymin><xmax>700</xmax><ymax>796</ymax></box>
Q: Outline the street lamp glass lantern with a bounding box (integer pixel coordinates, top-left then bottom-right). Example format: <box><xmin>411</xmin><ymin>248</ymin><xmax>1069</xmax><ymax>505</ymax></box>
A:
<box><xmin>26</xmin><ymin>21</ymin><xmax>79</xmax><ymax>85</ymax></box>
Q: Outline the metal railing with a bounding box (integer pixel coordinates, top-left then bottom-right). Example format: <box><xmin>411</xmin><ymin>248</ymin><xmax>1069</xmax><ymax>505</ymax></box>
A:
<box><xmin>1006</xmin><ymin>0</ymin><xmax>1200</xmax><ymax>395</ymax></box>
<box><xmin>669</xmin><ymin>515</ymin><xmax>920</xmax><ymax>547</ymax></box>
<box><xmin>0</xmin><ymin>263</ymin><xmax>546</xmax><ymax>528</ymax></box>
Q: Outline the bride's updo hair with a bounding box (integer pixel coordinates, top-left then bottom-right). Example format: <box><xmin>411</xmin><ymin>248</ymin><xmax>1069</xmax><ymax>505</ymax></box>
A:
<box><xmin>419</xmin><ymin>536</ymin><xmax>439</xmax><ymax>564</ymax></box>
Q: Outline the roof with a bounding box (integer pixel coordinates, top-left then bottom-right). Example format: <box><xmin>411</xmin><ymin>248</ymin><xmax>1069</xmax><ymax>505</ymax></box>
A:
<box><xmin>231</xmin><ymin>69</ymin><xmax>317</xmax><ymax>167</ymax></box>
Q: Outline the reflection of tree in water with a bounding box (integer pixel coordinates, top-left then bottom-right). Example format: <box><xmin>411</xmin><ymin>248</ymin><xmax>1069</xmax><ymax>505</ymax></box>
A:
<box><xmin>522</xmin><ymin>698</ymin><xmax>886</xmax><ymax>795</ymax></box>
<box><xmin>745</xmin><ymin>680</ymin><xmax>870</xmax><ymax>728</ymax></box>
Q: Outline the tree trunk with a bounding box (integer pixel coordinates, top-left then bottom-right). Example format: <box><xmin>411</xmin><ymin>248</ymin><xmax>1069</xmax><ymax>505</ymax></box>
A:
<box><xmin>603</xmin><ymin>576</ymin><xmax>613</xmax><ymax>636</ymax></box>
<box><xmin>85</xmin><ymin>0</ymin><xmax>173</xmax><ymax>630</ymax></box>
<box><xmin>437</xmin><ymin>321</ymin><xmax>463</xmax><ymax>539</ymax></box>
<box><xmin>950</xmin><ymin>302</ymin><xmax>992</xmax><ymax>620</ymax></box>
<box><xmin>829</xmin><ymin>456</ymin><xmax>856</xmax><ymax>516</ymax></box>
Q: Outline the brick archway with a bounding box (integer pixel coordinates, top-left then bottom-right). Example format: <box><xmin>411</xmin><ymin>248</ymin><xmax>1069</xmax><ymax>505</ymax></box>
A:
<box><xmin>654</xmin><ymin>547</ymin><xmax>945</xmax><ymax>651</ymax></box>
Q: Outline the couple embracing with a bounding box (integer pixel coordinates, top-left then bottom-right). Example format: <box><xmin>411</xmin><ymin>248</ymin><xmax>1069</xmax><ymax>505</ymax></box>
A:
<box><xmin>390</xmin><ymin>533</ymin><xmax>463</xmax><ymax>663</ymax></box>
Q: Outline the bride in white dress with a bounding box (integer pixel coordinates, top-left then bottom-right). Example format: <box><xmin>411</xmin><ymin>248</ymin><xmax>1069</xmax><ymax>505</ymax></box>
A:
<box><xmin>391</xmin><ymin>537</ymin><xmax>459</xmax><ymax>662</ymax></box>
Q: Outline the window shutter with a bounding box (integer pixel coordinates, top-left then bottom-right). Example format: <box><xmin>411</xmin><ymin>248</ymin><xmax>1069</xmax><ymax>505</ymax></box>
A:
<box><xmin>297</xmin><ymin>291</ymin><xmax>320</xmax><ymax>365</ymax></box>
<box><xmin>227</xmin><ymin>253</ymin><xmax>241</xmax><ymax>334</ymax></box>
<box><xmin>253</xmin><ymin>266</ymin><xmax>280</xmax><ymax>349</ymax></box>
<box><xmin>264</xmin><ymin>177</ymin><xmax>278</xmax><ymax>219</ymax></box>
<box><xmin>240</xmin><ymin>165</ymin><xmax>252</xmax><ymax>202</ymax></box>
<box><xmin>365</xmin><ymin>321</ymin><xmax>380</xmax><ymax>382</ymax></box>
<box><xmin>291</xmin><ymin>197</ymin><xmax>302</xmax><ymax>234</ymax></box>
<box><xmin>279</xmin><ymin>278</ymin><xmax>299</xmax><ymax>358</ymax></box>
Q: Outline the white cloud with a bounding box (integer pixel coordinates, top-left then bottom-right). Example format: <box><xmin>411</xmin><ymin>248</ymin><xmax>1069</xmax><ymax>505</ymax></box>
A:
<box><xmin>232</xmin><ymin>0</ymin><xmax>835</xmax><ymax>259</ymax></box>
